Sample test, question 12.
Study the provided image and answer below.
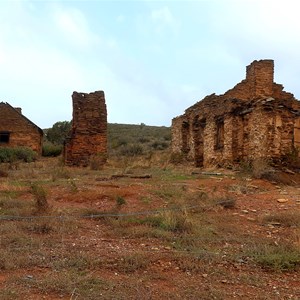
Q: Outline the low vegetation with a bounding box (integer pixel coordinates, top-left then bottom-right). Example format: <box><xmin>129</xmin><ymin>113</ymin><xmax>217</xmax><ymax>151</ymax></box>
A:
<box><xmin>1</xmin><ymin>124</ymin><xmax>300</xmax><ymax>298</ymax></box>
<box><xmin>0</xmin><ymin>147</ymin><xmax>37</xmax><ymax>163</ymax></box>
<box><xmin>42</xmin><ymin>122</ymin><xmax>172</xmax><ymax>160</ymax></box>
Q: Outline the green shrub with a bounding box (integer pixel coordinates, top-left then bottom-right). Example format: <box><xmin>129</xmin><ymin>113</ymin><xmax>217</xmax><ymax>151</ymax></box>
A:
<box><xmin>248</xmin><ymin>243</ymin><xmax>300</xmax><ymax>271</ymax></box>
<box><xmin>116</xmin><ymin>196</ymin><xmax>126</xmax><ymax>206</ymax></box>
<box><xmin>45</xmin><ymin>121</ymin><xmax>71</xmax><ymax>145</ymax></box>
<box><xmin>151</xmin><ymin>141</ymin><xmax>169</xmax><ymax>150</ymax></box>
<box><xmin>119</xmin><ymin>144</ymin><xmax>144</xmax><ymax>157</ymax></box>
<box><xmin>0</xmin><ymin>147</ymin><xmax>37</xmax><ymax>163</ymax></box>
<box><xmin>42</xmin><ymin>142</ymin><xmax>63</xmax><ymax>157</ymax></box>
<box><xmin>138</xmin><ymin>137</ymin><xmax>150</xmax><ymax>144</ymax></box>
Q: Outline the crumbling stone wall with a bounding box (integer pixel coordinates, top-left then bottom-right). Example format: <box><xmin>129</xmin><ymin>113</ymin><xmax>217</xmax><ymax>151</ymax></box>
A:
<box><xmin>64</xmin><ymin>91</ymin><xmax>107</xmax><ymax>167</ymax></box>
<box><xmin>0</xmin><ymin>102</ymin><xmax>43</xmax><ymax>154</ymax></box>
<box><xmin>172</xmin><ymin>60</ymin><xmax>300</xmax><ymax>167</ymax></box>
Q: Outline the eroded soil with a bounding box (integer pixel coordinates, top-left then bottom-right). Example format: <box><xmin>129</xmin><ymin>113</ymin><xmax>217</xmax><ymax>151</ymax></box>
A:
<box><xmin>0</xmin><ymin>159</ymin><xmax>300</xmax><ymax>299</ymax></box>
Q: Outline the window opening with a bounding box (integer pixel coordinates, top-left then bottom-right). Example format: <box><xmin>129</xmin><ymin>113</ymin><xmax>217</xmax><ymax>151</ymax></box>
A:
<box><xmin>215</xmin><ymin>117</ymin><xmax>224</xmax><ymax>150</ymax></box>
<box><xmin>0</xmin><ymin>132</ymin><xmax>10</xmax><ymax>143</ymax></box>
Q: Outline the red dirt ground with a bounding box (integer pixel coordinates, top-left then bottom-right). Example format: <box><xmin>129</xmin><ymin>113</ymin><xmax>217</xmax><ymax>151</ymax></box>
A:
<box><xmin>1</xmin><ymin>163</ymin><xmax>300</xmax><ymax>299</ymax></box>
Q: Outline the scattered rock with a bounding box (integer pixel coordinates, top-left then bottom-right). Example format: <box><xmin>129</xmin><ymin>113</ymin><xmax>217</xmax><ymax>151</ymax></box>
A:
<box><xmin>277</xmin><ymin>199</ymin><xmax>288</xmax><ymax>203</ymax></box>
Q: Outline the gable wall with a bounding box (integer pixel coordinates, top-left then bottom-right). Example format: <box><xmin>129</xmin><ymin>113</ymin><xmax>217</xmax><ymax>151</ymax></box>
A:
<box><xmin>0</xmin><ymin>104</ymin><xmax>43</xmax><ymax>153</ymax></box>
<box><xmin>172</xmin><ymin>60</ymin><xmax>300</xmax><ymax>167</ymax></box>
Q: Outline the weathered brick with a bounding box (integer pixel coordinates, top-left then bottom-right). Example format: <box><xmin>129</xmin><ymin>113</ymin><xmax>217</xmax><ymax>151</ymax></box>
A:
<box><xmin>64</xmin><ymin>91</ymin><xmax>107</xmax><ymax>167</ymax></box>
<box><xmin>0</xmin><ymin>102</ymin><xmax>43</xmax><ymax>154</ymax></box>
<box><xmin>172</xmin><ymin>60</ymin><xmax>300</xmax><ymax>167</ymax></box>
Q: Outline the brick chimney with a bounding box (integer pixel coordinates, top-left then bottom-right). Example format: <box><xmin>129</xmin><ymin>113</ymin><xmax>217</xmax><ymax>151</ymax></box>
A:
<box><xmin>246</xmin><ymin>59</ymin><xmax>274</xmax><ymax>98</ymax></box>
<box><xmin>14</xmin><ymin>107</ymin><xmax>22</xmax><ymax>114</ymax></box>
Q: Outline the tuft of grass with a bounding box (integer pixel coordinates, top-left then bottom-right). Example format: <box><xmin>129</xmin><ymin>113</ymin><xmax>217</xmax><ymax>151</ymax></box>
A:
<box><xmin>0</xmin><ymin>248</ymin><xmax>44</xmax><ymax>270</ymax></box>
<box><xmin>51</xmin><ymin>167</ymin><xmax>70</xmax><ymax>181</ymax></box>
<box><xmin>31</xmin><ymin>183</ymin><xmax>49</xmax><ymax>213</ymax></box>
<box><xmin>116</xmin><ymin>252</ymin><xmax>150</xmax><ymax>273</ymax></box>
<box><xmin>262</xmin><ymin>211</ymin><xmax>300</xmax><ymax>228</ymax></box>
<box><xmin>126</xmin><ymin>209</ymin><xmax>194</xmax><ymax>233</ymax></box>
<box><xmin>89</xmin><ymin>154</ymin><xmax>107</xmax><ymax>170</ymax></box>
<box><xmin>24</xmin><ymin>222</ymin><xmax>52</xmax><ymax>234</ymax></box>
<box><xmin>0</xmin><ymin>198</ymin><xmax>32</xmax><ymax>216</ymax></box>
<box><xmin>247</xmin><ymin>242</ymin><xmax>300</xmax><ymax>271</ymax></box>
<box><xmin>16</xmin><ymin>271</ymin><xmax>111</xmax><ymax>299</ymax></box>
<box><xmin>116</xmin><ymin>195</ymin><xmax>126</xmax><ymax>207</ymax></box>
<box><xmin>173</xmin><ymin>252</ymin><xmax>216</xmax><ymax>274</ymax></box>
<box><xmin>160</xmin><ymin>209</ymin><xmax>194</xmax><ymax>233</ymax></box>
<box><xmin>251</xmin><ymin>158</ymin><xmax>273</xmax><ymax>179</ymax></box>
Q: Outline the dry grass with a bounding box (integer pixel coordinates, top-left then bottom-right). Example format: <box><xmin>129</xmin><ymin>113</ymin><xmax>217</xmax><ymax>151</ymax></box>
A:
<box><xmin>246</xmin><ymin>242</ymin><xmax>300</xmax><ymax>271</ymax></box>
<box><xmin>31</xmin><ymin>183</ymin><xmax>49</xmax><ymax>213</ymax></box>
<box><xmin>1</xmin><ymin>157</ymin><xmax>300</xmax><ymax>299</ymax></box>
<box><xmin>262</xmin><ymin>211</ymin><xmax>300</xmax><ymax>227</ymax></box>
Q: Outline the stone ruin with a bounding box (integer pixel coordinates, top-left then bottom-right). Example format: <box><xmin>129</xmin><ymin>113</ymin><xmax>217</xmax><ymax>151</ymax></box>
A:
<box><xmin>0</xmin><ymin>102</ymin><xmax>43</xmax><ymax>154</ymax></box>
<box><xmin>172</xmin><ymin>59</ymin><xmax>300</xmax><ymax>167</ymax></box>
<box><xmin>64</xmin><ymin>91</ymin><xmax>107</xmax><ymax>167</ymax></box>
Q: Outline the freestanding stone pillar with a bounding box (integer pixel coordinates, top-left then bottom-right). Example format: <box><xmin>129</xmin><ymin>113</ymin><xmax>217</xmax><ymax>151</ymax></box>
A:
<box><xmin>64</xmin><ymin>91</ymin><xmax>107</xmax><ymax>167</ymax></box>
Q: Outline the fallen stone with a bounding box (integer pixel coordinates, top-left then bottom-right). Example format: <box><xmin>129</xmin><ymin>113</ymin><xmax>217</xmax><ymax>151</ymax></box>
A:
<box><xmin>283</xmin><ymin>168</ymin><xmax>295</xmax><ymax>175</ymax></box>
<box><xmin>277</xmin><ymin>198</ymin><xmax>288</xmax><ymax>203</ymax></box>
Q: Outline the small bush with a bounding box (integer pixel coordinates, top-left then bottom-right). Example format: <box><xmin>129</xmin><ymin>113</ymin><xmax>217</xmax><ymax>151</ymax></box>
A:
<box><xmin>90</xmin><ymin>154</ymin><xmax>107</xmax><ymax>170</ymax></box>
<box><xmin>31</xmin><ymin>184</ymin><xmax>48</xmax><ymax>213</ymax></box>
<box><xmin>42</xmin><ymin>142</ymin><xmax>62</xmax><ymax>157</ymax></box>
<box><xmin>51</xmin><ymin>167</ymin><xmax>70</xmax><ymax>181</ymax></box>
<box><xmin>116</xmin><ymin>253</ymin><xmax>150</xmax><ymax>273</ymax></box>
<box><xmin>161</xmin><ymin>210</ymin><xmax>193</xmax><ymax>233</ymax></box>
<box><xmin>138</xmin><ymin>137</ymin><xmax>150</xmax><ymax>144</ymax></box>
<box><xmin>151</xmin><ymin>141</ymin><xmax>169</xmax><ymax>150</ymax></box>
<box><xmin>25</xmin><ymin>222</ymin><xmax>52</xmax><ymax>234</ymax></box>
<box><xmin>116</xmin><ymin>196</ymin><xmax>126</xmax><ymax>207</ymax></box>
<box><xmin>249</xmin><ymin>243</ymin><xmax>300</xmax><ymax>271</ymax></box>
<box><xmin>137</xmin><ymin>210</ymin><xmax>193</xmax><ymax>233</ymax></box>
<box><xmin>0</xmin><ymin>147</ymin><xmax>37</xmax><ymax>163</ymax></box>
<box><xmin>119</xmin><ymin>144</ymin><xmax>144</xmax><ymax>157</ymax></box>
<box><xmin>251</xmin><ymin>158</ymin><xmax>273</xmax><ymax>179</ymax></box>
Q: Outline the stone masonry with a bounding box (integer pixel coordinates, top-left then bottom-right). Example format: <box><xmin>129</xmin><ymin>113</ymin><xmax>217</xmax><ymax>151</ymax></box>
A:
<box><xmin>64</xmin><ymin>91</ymin><xmax>107</xmax><ymax>166</ymax></box>
<box><xmin>0</xmin><ymin>102</ymin><xmax>43</xmax><ymax>154</ymax></box>
<box><xmin>172</xmin><ymin>60</ymin><xmax>300</xmax><ymax>167</ymax></box>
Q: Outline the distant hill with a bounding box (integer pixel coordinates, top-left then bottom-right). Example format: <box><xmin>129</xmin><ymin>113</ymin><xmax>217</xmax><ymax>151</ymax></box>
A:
<box><xmin>43</xmin><ymin>122</ymin><xmax>171</xmax><ymax>157</ymax></box>
<box><xmin>108</xmin><ymin>123</ymin><xmax>171</xmax><ymax>157</ymax></box>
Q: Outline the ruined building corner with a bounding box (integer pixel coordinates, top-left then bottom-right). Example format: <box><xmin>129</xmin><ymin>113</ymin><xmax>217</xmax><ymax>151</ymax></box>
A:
<box><xmin>172</xmin><ymin>59</ymin><xmax>300</xmax><ymax>168</ymax></box>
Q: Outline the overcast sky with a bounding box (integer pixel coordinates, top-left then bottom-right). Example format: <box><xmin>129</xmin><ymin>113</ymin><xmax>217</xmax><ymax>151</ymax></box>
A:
<box><xmin>1</xmin><ymin>0</ymin><xmax>299</xmax><ymax>128</ymax></box>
